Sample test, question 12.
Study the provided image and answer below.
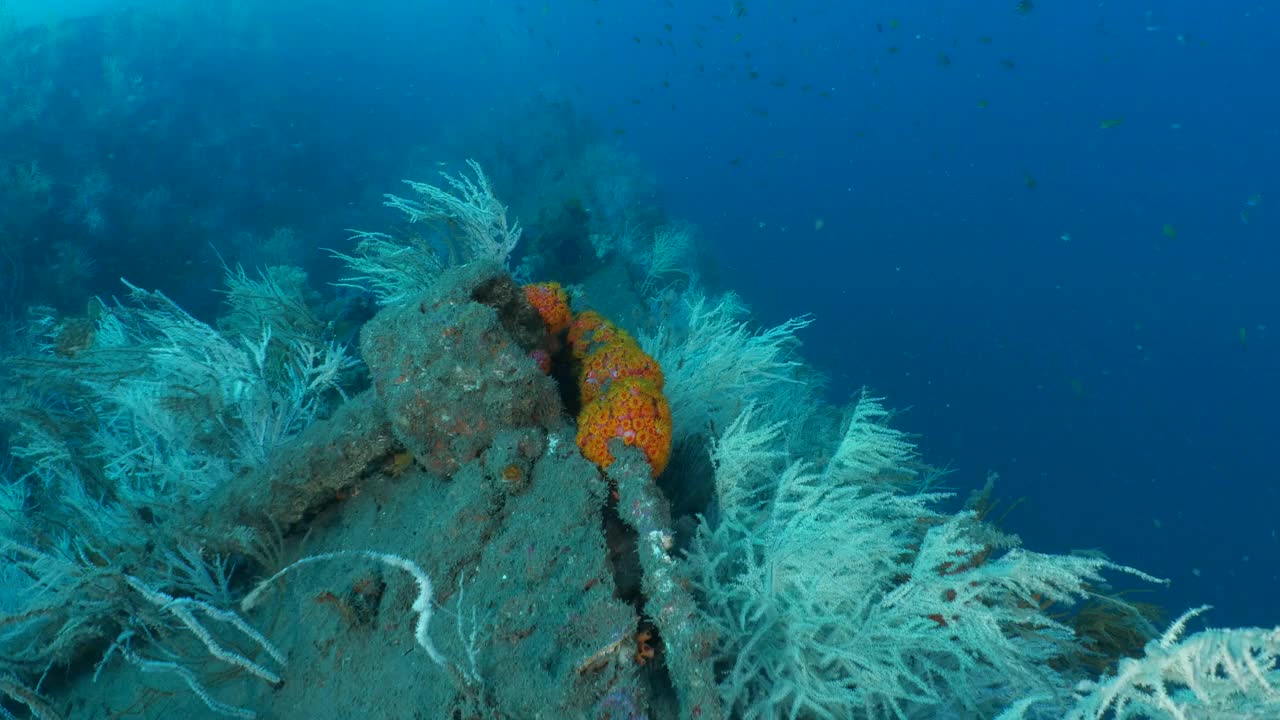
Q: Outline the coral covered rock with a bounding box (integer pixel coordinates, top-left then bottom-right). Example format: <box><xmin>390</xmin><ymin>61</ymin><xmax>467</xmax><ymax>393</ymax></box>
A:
<box><xmin>361</xmin><ymin>265</ymin><xmax>563</xmax><ymax>476</ymax></box>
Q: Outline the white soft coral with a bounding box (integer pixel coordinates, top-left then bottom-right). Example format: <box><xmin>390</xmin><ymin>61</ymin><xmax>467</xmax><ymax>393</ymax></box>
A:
<box><xmin>1063</xmin><ymin>606</ymin><xmax>1280</xmax><ymax>719</ymax></box>
<box><xmin>689</xmin><ymin>396</ymin><xmax>1164</xmax><ymax>719</ymax></box>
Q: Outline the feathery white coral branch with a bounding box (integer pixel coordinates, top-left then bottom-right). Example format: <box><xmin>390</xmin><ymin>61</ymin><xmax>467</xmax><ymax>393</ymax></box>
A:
<box><xmin>383</xmin><ymin>159</ymin><xmax>521</xmax><ymax>268</ymax></box>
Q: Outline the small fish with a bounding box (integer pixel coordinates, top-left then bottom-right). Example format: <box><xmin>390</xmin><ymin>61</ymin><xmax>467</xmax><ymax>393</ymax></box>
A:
<box><xmin>1098</xmin><ymin>117</ymin><xmax>1125</xmax><ymax>129</ymax></box>
<box><xmin>976</xmin><ymin>98</ymin><xmax>989</xmax><ymax>109</ymax></box>
<box><xmin>1015</xmin><ymin>0</ymin><xmax>1034</xmax><ymax>15</ymax></box>
<box><xmin>1023</xmin><ymin>171</ymin><xmax>1037</xmax><ymax>189</ymax></box>
<box><xmin>1161</xmin><ymin>223</ymin><xmax>1177</xmax><ymax>239</ymax></box>
<box><xmin>937</xmin><ymin>52</ymin><xmax>952</xmax><ymax>66</ymax></box>
<box><xmin>1238</xmin><ymin>327</ymin><xmax>1248</xmax><ymax>351</ymax></box>
<box><xmin>1000</xmin><ymin>58</ymin><xmax>1015</xmax><ymax>70</ymax></box>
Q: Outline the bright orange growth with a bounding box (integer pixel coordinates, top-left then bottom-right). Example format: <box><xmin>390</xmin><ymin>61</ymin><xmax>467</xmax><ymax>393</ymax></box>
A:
<box><xmin>561</xmin><ymin>303</ymin><xmax>672</xmax><ymax>477</ymax></box>
<box><xmin>580</xmin><ymin>340</ymin><xmax>664</xmax><ymax>405</ymax></box>
<box><xmin>576</xmin><ymin>378</ymin><xmax>672</xmax><ymax>476</ymax></box>
<box><xmin>524</xmin><ymin>282</ymin><xmax>573</xmax><ymax>335</ymax></box>
<box><xmin>567</xmin><ymin>310</ymin><xmax>633</xmax><ymax>360</ymax></box>
<box><xmin>567</xmin><ymin>310</ymin><xmax>607</xmax><ymax>352</ymax></box>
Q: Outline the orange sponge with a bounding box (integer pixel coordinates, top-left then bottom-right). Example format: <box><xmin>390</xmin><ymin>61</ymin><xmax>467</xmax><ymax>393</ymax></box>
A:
<box><xmin>524</xmin><ymin>282</ymin><xmax>572</xmax><ymax>335</ymax></box>
<box><xmin>576</xmin><ymin>378</ymin><xmax>672</xmax><ymax>476</ymax></box>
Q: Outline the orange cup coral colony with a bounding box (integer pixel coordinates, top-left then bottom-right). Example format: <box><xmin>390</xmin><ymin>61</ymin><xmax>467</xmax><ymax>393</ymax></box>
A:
<box><xmin>524</xmin><ymin>285</ymin><xmax>672</xmax><ymax>477</ymax></box>
<box><xmin>576</xmin><ymin>377</ymin><xmax>672</xmax><ymax>476</ymax></box>
<box><xmin>578</xmin><ymin>339</ymin><xmax>664</xmax><ymax>406</ymax></box>
<box><xmin>523</xmin><ymin>282</ymin><xmax>573</xmax><ymax>335</ymax></box>
<box><xmin>567</xmin><ymin>310</ymin><xmax>629</xmax><ymax>360</ymax></box>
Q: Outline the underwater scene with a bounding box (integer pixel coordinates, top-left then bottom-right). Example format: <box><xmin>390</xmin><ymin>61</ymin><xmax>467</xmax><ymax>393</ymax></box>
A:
<box><xmin>0</xmin><ymin>1</ymin><xmax>1277</xmax><ymax>718</ymax></box>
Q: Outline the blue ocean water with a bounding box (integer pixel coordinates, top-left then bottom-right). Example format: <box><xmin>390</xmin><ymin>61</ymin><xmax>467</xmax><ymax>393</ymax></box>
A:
<box><xmin>1</xmin><ymin>0</ymin><xmax>1275</xmax><ymax>646</ymax></box>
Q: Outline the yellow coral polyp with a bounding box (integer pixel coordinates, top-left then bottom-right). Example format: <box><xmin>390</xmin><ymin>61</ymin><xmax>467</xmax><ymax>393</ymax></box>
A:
<box><xmin>576</xmin><ymin>378</ymin><xmax>672</xmax><ymax>477</ymax></box>
<box><xmin>524</xmin><ymin>282</ymin><xmax>573</xmax><ymax>335</ymax></box>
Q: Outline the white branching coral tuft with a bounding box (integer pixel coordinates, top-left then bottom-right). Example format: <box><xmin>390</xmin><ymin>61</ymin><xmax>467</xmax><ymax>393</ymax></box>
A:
<box><xmin>641</xmin><ymin>223</ymin><xmax>694</xmax><ymax>296</ymax></box>
<box><xmin>824</xmin><ymin>391</ymin><xmax>918</xmax><ymax>484</ymax></box>
<box><xmin>383</xmin><ymin>159</ymin><xmax>521</xmax><ymax>268</ymax></box>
